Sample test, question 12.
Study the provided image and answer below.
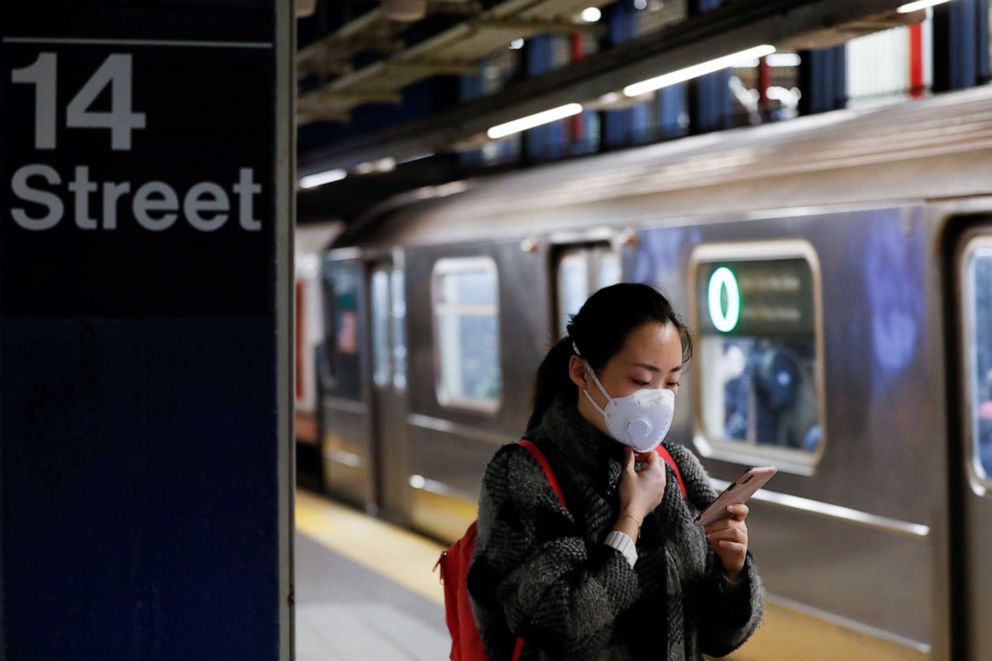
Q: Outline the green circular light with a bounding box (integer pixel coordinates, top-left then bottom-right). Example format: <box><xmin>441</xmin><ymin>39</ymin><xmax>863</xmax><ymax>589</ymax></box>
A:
<box><xmin>708</xmin><ymin>267</ymin><xmax>740</xmax><ymax>333</ymax></box>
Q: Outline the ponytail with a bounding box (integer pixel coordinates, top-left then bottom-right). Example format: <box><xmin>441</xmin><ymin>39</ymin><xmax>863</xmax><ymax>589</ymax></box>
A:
<box><xmin>526</xmin><ymin>337</ymin><xmax>577</xmax><ymax>431</ymax></box>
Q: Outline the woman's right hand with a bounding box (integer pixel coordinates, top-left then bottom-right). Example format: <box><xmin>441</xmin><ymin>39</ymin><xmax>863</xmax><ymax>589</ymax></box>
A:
<box><xmin>617</xmin><ymin>447</ymin><xmax>667</xmax><ymax>526</ymax></box>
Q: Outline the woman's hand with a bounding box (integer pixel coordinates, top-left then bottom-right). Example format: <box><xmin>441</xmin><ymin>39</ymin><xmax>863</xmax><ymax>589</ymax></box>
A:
<box><xmin>617</xmin><ymin>447</ymin><xmax>666</xmax><ymax>527</ymax></box>
<box><xmin>704</xmin><ymin>504</ymin><xmax>749</xmax><ymax>581</ymax></box>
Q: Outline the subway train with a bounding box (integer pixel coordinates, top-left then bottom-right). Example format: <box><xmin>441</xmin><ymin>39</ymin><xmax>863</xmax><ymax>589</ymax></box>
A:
<box><xmin>299</xmin><ymin>84</ymin><xmax>992</xmax><ymax>659</ymax></box>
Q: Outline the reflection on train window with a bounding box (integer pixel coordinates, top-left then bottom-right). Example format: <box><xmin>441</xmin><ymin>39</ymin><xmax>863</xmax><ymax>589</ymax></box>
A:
<box><xmin>321</xmin><ymin>259</ymin><xmax>362</xmax><ymax>400</ymax></box>
<box><xmin>371</xmin><ymin>268</ymin><xmax>391</xmax><ymax>388</ymax></box>
<box><xmin>966</xmin><ymin>245</ymin><xmax>992</xmax><ymax>481</ymax></box>
<box><xmin>391</xmin><ymin>268</ymin><xmax>407</xmax><ymax>391</ymax></box>
<box><xmin>556</xmin><ymin>245</ymin><xmax>622</xmax><ymax>337</ymax></box>
<box><xmin>695</xmin><ymin>253</ymin><xmax>823</xmax><ymax>460</ymax></box>
<box><xmin>432</xmin><ymin>257</ymin><xmax>501</xmax><ymax>412</ymax></box>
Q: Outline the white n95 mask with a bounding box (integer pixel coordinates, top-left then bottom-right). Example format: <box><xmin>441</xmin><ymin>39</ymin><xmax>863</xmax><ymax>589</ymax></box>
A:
<box><xmin>576</xmin><ymin>348</ymin><xmax>675</xmax><ymax>452</ymax></box>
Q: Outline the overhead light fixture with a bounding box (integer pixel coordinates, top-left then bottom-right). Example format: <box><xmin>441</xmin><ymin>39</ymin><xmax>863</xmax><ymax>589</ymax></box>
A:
<box><xmin>633</xmin><ymin>0</ymin><xmax>648</xmax><ymax>9</ymax></box>
<box><xmin>897</xmin><ymin>0</ymin><xmax>952</xmax><ymax>13</ymax></box>
<box><xmin>580</xmin><ymin>6</ymin><xmax>602</xmax><ymax>22</ymax></box>
<box><xmin>487</xmin><ymin>103</ymin><xmax>584</xmax><ymax>139</ymax></box>
<box><xmin>509</xmin><ymin>38</ymin><xmax>525</xmax><ymax>50</ymax></box>
<box><xmin>766</xmin><ymin>52</ymin><xmax>801</xmax><ymax>68</ymax></box>
<box><xmin>353</xmin><ymin>157</ymin><xmax>396</xmax><ymax>175</ymax></box>
<box><xmin>623</xmin><ymin>44</ymin><xmax>777</xmax><ymax>97</ymax></box>
<box><xmin>299</xmin><ymin>168</ymin><xmax>347</xmax><ymax>189</ymax></box>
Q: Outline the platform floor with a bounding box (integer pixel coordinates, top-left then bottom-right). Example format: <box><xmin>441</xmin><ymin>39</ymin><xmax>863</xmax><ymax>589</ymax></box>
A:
<box><xmin>294</xmin><ymin>489</ymin><xmax>924</xmax><ymax>660</ymax></box>
<box><xmin>295</xmin><ymin>488</ymin><xmax>448</xmax><ymax>660</ymax></box>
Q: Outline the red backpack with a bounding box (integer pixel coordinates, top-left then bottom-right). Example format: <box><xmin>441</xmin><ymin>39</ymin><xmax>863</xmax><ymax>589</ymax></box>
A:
<box><xmin>436</xmin><ymin>439</ymin><xmax>686</xmax><ymax>661</ymax></box>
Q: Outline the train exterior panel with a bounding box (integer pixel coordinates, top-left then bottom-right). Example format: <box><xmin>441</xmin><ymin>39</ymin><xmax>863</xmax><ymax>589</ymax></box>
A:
<box><xmin>403</xmin><ymin>239</ymin><xmax>552</xmax><ymax>538</ymax></box>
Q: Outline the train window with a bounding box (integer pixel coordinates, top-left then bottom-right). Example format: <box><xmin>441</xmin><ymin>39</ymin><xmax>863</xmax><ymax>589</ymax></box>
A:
<box><xmin>690</xmin><ymin>243</ymin><xmax>824</xmax><ymax>469</ymax></box>
<box><xmin>557</xmin><ymin>251</ymin><xmax>589</xmax><ymax>336</ymax></box>
<box><xmin>596</xmin><ymin>251</ymin><xmax>621</xmax><ymax>290</ymax></box>
<box><xmin>963</xmin><ymin>239</ymin><xmax>992</xmax><ymax>483</ymax></box>
<box><xmin>391</xmin><ymin>268</ymin><xmax>407</xmax><ymax>391</ymax></box>
<box><xmin>370</xmin><ymin>267</ymin><xmax>391</xmax><ymax>388</ymax></box>
<box><xmin>321</xmin><ymin>258</ymin><xmax>362</xmax><ymax>400</ymax></box>
<box><xmin>432</xmin><ymin>257</ymin><xmax>501</xmax><ymax>412</ymax></box>
<box><xmin>556</xmin><ymin>244</ymin><xmax>622</xmax><ymax>337</ymax></box>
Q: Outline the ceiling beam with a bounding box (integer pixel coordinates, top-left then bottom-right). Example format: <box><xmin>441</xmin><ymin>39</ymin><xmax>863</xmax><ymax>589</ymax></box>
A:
<box><xmin>384</xmin><ymin>59</ymin><xmax>482</xmax><ymax>75</ymax></box>
<box><xmin>471</xmin><ymin>17</ymin><xmax>607</xmax><ymax>35</ymax></box>
<box><xmin>311</xmin><ymin>88</ymin><xmax>405</xmax><ymax>104</ymax></box>
<box><xmin>299</xmin><ymin>0</ymin><xmax>921</xmax><ymax>175</ymax></box>
<box><xmin>427</xmin><ymin>1</ymin><xmax>484</xmax><ymax>16</ymax></box>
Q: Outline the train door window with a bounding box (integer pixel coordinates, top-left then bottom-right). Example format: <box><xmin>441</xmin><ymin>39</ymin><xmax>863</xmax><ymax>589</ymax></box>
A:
<box><xmin>391</xmin><ymin>268</ymin><xmax>407</xmax><ymax>391</ymax></box>
<box><xmin>321</xmin><ymin>258</ymin><xmax>362</xmax><ymax>400</ymax></box>
<box><xmin>690</xmin><ymin>242</ymin><xmax>824</xmax><ymax>470</ymax></box>
<box><xmin>557</xmin><ymin>250</ymin><xmax>589</xmax><ymax>337</ymax></box>
<box><xmin>431</xmin><ymin>257</ymin><xmax>501</xmax><ymax>412</ymax></box>
<box><xmin>370</xmin><ymin>266</ymin><xmax>391</xmax><ymax>388</ymax></box>
<box><xmin>556</xmin><ymin>244</ymin><xmax>622</xmax><ymax>337</ymax></box>
<box><xmin>962</xmin><ymin>237</ymin><xmax>992</xmax><ymax>485</ymax></box>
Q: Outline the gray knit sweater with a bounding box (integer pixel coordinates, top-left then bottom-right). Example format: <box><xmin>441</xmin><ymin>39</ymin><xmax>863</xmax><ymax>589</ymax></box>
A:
<box><xmin>468</xmin><ymin>398</ymin><xmax>764</xmax><ymax>660</ymax></box>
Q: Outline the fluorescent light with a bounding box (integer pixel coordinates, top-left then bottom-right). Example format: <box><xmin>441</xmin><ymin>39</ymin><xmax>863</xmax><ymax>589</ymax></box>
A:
<box><xmin>509</xmin><ymin>38</ymin><xmax>524</xmax><ymax>50</ymax></box>
<box><xmin>897</xmin><ymin>0</ymin><xmax>951</xmax><ymax>13</ymax></box>
<box><xmin>767</xmin><ymin>52</ymin><xmax>801</xmax><ymax>68</ymax></box>
<box><xmin>354</xmin><ymin>161</ymin><xmax>376</xmax><ymax>175</ymax></box>
<box><xmin>487</xmin><ymin>103</ymin><xmax>583</xmax><ymax>139</ymax></box>
<box><xmin>623</xmin><ymin>44</ymin><xmax>777</xmax><ymax>97</ymax></box>
<box><xmin>299</xmin><ymin>168</ymin><xmax>346</xmax><ymax>189</ymax></box>
<box><xmin>580</xmin><ymin>6</ymin><xmax>602</xmax><ymax>22</ymax></box>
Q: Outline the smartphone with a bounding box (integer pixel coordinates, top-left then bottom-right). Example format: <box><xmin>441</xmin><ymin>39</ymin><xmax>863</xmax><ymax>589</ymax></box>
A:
<box><xmin>694</xmin><ymin>466</ymin><xmax>777</xmax><ymax>527</ymax></box>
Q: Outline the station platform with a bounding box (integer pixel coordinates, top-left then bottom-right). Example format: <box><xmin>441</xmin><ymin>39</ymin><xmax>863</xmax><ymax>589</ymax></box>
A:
<box><xmin>294</xmin><ymin>490</ymin><xmax>920</xmax><ymax>660</ymax></box>
<box><xmin>295</xmin><ymin>490</ymin><xmax>448</xmax><ymax>660</ymax></box>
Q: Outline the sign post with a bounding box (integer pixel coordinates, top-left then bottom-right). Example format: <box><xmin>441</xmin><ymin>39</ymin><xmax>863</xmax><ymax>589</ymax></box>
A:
<box><xmin>0</xmin><ymin>1</ymin><xmax>293</xmax><ymax>657</ymax></box>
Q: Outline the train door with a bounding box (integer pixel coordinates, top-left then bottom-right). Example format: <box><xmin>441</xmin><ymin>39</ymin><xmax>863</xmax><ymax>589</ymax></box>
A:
<box><xmin>319</xmin><ymin>255</ymin><xmax>374</xmax><ymax>509</ymax></box>
<box><xmin>366</xmin><ymin>256</ymin><xmax>410</xmax><ymax>523</ymax></box>
<box><xmin>554</xmin><ymin>242</ymin><xmax>622</xmax><ymax>336</ymax></box>
<box><xmin>954</xmin><ymin>226</ymin><xmax>992</xmax><ymax>660</ymax></box>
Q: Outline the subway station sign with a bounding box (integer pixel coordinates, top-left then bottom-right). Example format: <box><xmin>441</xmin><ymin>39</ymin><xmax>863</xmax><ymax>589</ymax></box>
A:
<box><xmin>2</xmin><ymin>5</ymin><xmax>278</xmax><ymax>318</ymax></box>
<box><xmin>697</xmin><ymin>258</ymin><xmax>816</xmax><ymax>337</ymax></box>
<box><xmin>1</xmin><ymin>2</ymin><xmax>290</xmax><ymax>658</ymax></box>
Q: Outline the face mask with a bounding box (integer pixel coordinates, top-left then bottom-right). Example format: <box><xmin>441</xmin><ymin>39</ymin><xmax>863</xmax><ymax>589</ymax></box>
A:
<box><xmin>574</xmin><ymin>344</ymin><xmax>675</xmax><ymax>452</ymax></box>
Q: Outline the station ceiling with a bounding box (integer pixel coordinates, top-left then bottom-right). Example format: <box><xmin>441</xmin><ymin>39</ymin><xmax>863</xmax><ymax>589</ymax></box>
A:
<box><xmin>296</xmin><ymin>0</ymin><xmax>922</xmax><ymax>224</ymax></box>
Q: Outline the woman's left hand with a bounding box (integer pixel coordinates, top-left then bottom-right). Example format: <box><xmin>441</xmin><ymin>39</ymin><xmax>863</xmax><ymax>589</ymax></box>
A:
<box><xmin>704</xmin><ymin>504</ymin><xmax>749</xmax><ymax>582</ymax></box>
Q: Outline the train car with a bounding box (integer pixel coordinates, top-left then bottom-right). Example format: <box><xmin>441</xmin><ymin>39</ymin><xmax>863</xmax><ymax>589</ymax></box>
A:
<box><xmin>313</xmin><ymin>85</ymin><xmax>992</xmax><ymax>659</ymax></box>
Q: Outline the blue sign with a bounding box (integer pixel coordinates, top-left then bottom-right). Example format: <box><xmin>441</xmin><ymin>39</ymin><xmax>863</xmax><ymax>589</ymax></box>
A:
<box><xmin>1</xmin><ymin>2</ymin><xmax>290</xmax><ymax>658</ymax></box>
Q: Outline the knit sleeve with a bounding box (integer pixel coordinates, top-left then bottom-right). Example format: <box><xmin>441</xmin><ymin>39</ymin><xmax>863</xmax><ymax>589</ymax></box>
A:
<box><xmin>696</xmin><ymin>549</ymin><xmax>764</xmax><ymax>656</ymax></box>
<box><xmin>665</xmin><ymin>443</ymin><xmax>765</xmax><ymax>656</ymax></box>
<box><xmin>468</xmin><ymin>443</ymin><xmax>640</xmax><ymax>658</ymax></box>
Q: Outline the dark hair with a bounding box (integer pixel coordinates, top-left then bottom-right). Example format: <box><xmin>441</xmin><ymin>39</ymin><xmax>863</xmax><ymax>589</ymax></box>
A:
<box><xmin>526</xmin><ymin>282</ymin><xmax>693</xmax><ymax>431</ymax></box>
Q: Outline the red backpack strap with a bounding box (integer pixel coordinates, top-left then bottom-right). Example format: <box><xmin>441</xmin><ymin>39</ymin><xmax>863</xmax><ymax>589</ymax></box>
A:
<box><xmin>656</xmin><ymin>445</ymin><xmax>687</xmax><ymax>499</ymax></box>
<box><xmin>519</xmin><ymin>439</ymin><xmax>566</xmax><ymax>508</ymax></box>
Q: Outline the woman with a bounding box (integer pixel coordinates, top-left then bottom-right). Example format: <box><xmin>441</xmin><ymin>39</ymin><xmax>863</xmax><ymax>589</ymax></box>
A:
<box><xmin>468</xmin><ymin>283</ymin><xmax>763</xmax><ymax>660</ymax></box>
